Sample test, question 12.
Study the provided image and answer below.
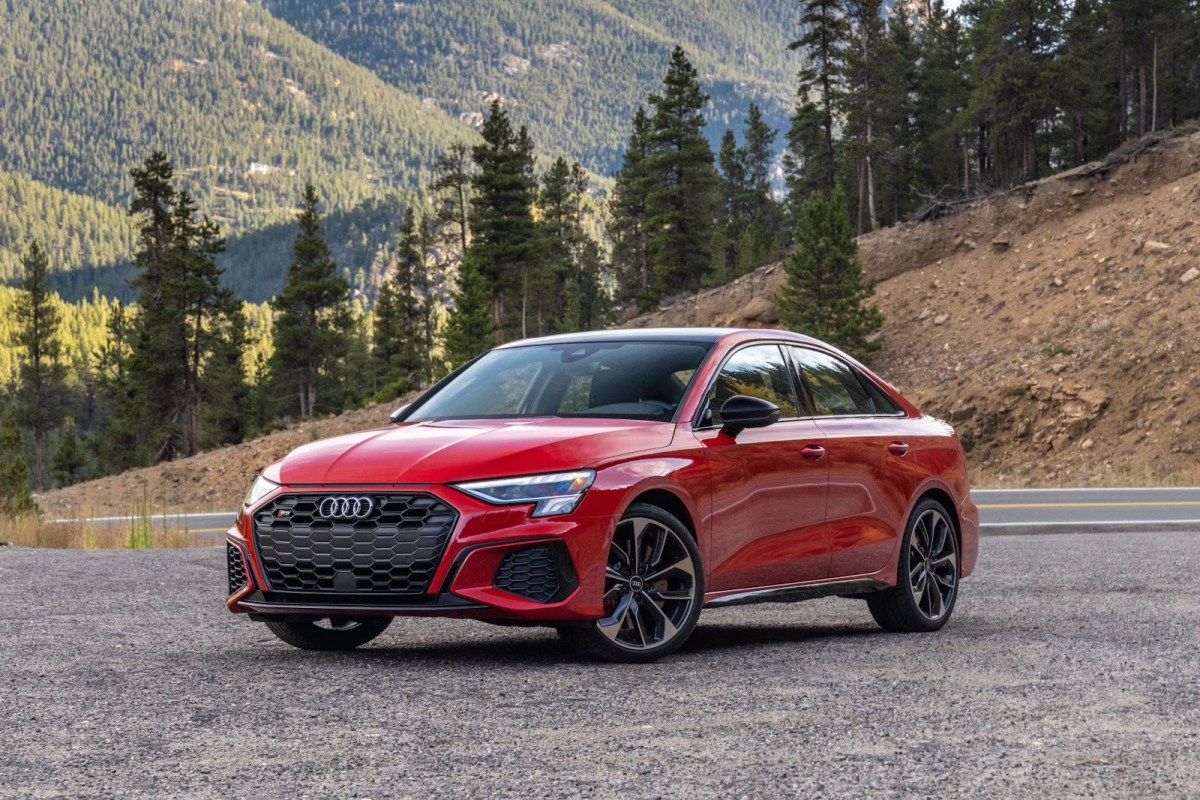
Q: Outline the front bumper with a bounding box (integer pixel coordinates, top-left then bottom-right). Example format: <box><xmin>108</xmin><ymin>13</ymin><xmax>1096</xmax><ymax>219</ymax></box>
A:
<box><xmin>225</xmin><ymin>483</ymin><xmax>613</xmax><ymax>622</ymax></box>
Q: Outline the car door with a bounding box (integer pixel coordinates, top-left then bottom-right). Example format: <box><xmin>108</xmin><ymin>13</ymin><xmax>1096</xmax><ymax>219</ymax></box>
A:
<box><xmin>691</xmin><ymin>343</ymin><xmax>831</xmax><ymax>591</ymax></box>
<box><xmin>788</xmin><ymin>346</ymin><xmax>912</xmax><ymax>578</ymax></box>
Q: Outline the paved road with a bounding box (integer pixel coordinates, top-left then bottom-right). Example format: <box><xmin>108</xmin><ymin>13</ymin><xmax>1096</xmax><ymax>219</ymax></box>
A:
<box><xmin>2</xmin><ymin>530</ymin><xmax>1199</xmax><ymax>798</ymax></box>
<box><xmin>64</xmin><ymin>487</ymin><xmax>1200</xmax><ymax>545</ymax></box>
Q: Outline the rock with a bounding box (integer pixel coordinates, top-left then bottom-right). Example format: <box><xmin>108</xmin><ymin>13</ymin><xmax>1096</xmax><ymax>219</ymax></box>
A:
<box><xmin>1180</xmin><ymin>267</ymin><xmax>1200</xmax><ymax>285</ymax></box>
<box><xmin>1090</xmin><ymin>317</ymin><xmax>1114</xmax><ymax>334</ymax></box>
<box><xmin>1081</xmin><ymin>438</ymin><xmax>1094</xmax><ymax>449</ymax></box>
<box><xmin>737</xmin><ymin>297</ymin><xmax>778</xmax><ymax>323</ymax></box>
<box><xmin>991</xmin><ymin>238</ymin><xmax>1011</xmax><ymax>253</ymax></box>
<box><xmin>1144</xmin><ymin>240</ymin><xmax>1172</xmax><ymax>254</ymax></box>
<box><xmin>1051</xmin><ymin>275</ymin><xmax>1064</xmax><ymax>287</ymax></box>
<box><xmin>933</xmin><ymin>314</ymin><xmax>950</xmax><ymax>325</ymax></box>
<box><xmin>917</xmin><ymin>308</ymin><xmax>932</xmax><ymax>321</ymax></box>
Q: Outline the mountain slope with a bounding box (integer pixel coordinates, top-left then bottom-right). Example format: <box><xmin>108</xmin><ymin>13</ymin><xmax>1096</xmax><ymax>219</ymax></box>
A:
<box><xmin>0</xmin><ymin>170</ymin><xmax>136</xmax><ymax>284</ymax></box>
<box><xmin>0</xmin><ymin>0</ymin><xmax>476</xmax><ymax>233</ymax></box>
<box><xmin>263</xmin><ymin>0</ymin><xmax>798</xmax><ymax>174</ymax></box>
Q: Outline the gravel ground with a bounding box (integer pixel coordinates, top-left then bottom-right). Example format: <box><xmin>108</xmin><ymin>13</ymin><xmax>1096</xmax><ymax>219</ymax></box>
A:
<box><xmin>2</xmin><ymin>532</ymin><xmax>1198</xmax><ymax>799</ymax></box>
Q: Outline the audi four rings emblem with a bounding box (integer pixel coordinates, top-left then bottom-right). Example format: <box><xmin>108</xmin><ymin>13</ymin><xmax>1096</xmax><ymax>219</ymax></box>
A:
<box><xmin>316</xmin><ymin>496</ymin><xmax>375</xmax><ymax>519</ymax></box>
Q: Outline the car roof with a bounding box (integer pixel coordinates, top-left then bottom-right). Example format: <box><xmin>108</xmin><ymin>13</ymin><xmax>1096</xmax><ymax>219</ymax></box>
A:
<box><xmin>494</xmin><ymin>327</ymin><xmax>826</xmax><ymax>349</ymax></box>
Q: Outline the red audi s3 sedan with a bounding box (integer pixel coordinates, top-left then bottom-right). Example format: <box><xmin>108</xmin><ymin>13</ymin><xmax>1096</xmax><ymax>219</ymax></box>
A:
<box><xmin>225</xmin><ymin>328</ymin><xmax>978</xmax><ymax>662</ymax></box>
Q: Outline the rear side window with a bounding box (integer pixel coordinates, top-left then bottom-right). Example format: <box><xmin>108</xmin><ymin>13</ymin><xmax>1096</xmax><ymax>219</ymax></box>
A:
<box><xmin>790</xmin><ymin>347</ymin><xmax>900</xmax><ymax>417</ymax></box>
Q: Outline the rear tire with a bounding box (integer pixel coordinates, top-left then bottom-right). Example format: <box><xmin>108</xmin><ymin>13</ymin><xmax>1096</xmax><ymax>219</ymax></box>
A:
<box><xmin>867</xmin><ymin>498</ymin><xmax>959</xmax><ymax>633</ymax></box>
<box><xmin>559</xmin><ymin>503</ymin><xmax>703</xmax><ymax>663</ymax></box>
<box><xmin>264</xmin><ymin>616</ymin><xmax>392</xmax><ymax>651</ymax></box>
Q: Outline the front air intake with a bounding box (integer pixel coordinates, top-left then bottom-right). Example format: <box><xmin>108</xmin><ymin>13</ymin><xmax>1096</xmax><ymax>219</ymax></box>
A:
<box><xmin>227</xmin><ymin>542</ymin><xmax>249</xmax><ymax>597</ymax></box>
<box><xmin>492</xmin><ymin>543</ymin><xmax>576</xmax><ymax>603</ymax></box>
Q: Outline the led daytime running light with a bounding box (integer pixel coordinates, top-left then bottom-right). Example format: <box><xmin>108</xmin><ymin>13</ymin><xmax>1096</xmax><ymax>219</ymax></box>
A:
<box><xmin>454</xmin><ymin>470</ymin><xmax>595</xmax><ymax>517</ymax></box>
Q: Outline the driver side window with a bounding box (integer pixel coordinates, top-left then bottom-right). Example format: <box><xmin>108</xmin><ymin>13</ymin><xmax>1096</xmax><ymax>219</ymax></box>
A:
<box><xmin>705</xmin><ymin>344</ymin><xmax>799</xmax><ymax>426</ymax></box>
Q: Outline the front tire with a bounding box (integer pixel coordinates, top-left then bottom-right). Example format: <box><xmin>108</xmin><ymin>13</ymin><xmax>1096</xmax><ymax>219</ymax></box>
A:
<box><xmin>867</xmin><ymin>498</ymin><xmax>959</xmax><ymax>633</ymax></box>
<box><xmin>560</xmin><ymin>503</ymin><xmax>704</xmax><ymax>663</ymax></box>
<box><xmin>264</xmin><ymin>616</ymin><xmax>392</xmax><ymax>651</ymax></box>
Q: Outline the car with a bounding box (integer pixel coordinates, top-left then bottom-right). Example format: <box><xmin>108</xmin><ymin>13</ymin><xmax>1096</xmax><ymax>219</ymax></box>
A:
<box><xmin>225</xmin><ymin>327</ymin><xmax>979</xmax><ymax>662</ymax></box>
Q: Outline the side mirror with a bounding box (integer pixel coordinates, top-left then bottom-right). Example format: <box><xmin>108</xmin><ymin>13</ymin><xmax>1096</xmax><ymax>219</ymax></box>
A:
<box><xmin>720</xmin><ymin>395</ymin><xmax>780</xmax><ymax>437</ymax></box>
<box><xmin>388</xmin><ymin>403</ymin><xmax>411</xmax><ymax>424</ymax></box>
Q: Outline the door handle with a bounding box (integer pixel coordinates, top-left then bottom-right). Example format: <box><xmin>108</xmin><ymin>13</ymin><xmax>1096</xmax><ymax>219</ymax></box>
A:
<box><xmin>888</xmin><ymin>441</ymin><xmax>910</xmax><ymax>457</ymax></box>
<box><xmin>800</xmin><ymin>444</ymin><xmax>826</xmax><ymax>461</ymax></box>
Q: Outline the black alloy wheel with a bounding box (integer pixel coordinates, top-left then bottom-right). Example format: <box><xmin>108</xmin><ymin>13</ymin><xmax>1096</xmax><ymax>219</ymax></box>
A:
<box><xmin>867</xmin><ymin>498</ymin><xmax>960</xmax><ymax>632</ymax></box>
<box><xmin>264</xmin><ymin>616</ymin><xmax>392</xmax><ymax>651</ymax></box>
<box><xmin>560</xmin><ymin>503</ymin><xmax>703</xmax><ymax>663</ymax></box>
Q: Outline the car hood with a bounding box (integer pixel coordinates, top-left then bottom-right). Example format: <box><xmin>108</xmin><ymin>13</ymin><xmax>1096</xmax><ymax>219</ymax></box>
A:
<box><xmin>276</xmin><ymin>418</ymin><xmax>676</xmax><ymax>485</ymax></box>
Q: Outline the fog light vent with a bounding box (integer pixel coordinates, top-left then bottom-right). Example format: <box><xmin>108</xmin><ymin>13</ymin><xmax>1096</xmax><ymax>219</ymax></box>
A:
<box><xmin>493</xmin><ymin>545</ymin><xmax>564</xmax><ymax>603</ymax></box>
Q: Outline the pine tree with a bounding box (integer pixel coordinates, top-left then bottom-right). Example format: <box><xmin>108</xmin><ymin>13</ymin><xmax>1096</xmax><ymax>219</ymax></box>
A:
<box><xmin>537</xmin><ymin>158</ymin><xmax>608</xmax><ymax>332</ymax></box>
<box><xmin>200</xmin><ymin>300</ymin><xmax>250</xmax><ymax>449</ymax></box>
<box><xmin>14</xmin><ymin>241</ymin><xmax>68</xmax><ymax>491</ymax></box>
<box><xmin>713</xmin><ymin>129</ymin><xmax>749</xmax><ymax>286</ymax></box>
<box><xmin>469</xmin><ymin>101</ymin><xmax>538</xmax><ymax>341</ymax></box>
<box><xmin>270</xmin><ymin>183</ymin><xmax>354</xmax><ymax>418</ymax></box>
<box><xmin>913</xmin><ymin>1</ymin><xmax>973</xmax><ymax>199</ymax></box>
<box><xmin>51</xmin><ymin>420</ymin><xmax>88</xmax><ymax>488</ymax></box>
<box><xmin>777</xmin><ymin>190</ymin><xmax>883</xmax><ymax>361</ymax></box>
<box><xmin>963</xmin><ymin>0</ymin><xmax>1067</xmax><ymax>185</ymax></box>
<box><xmin>92</xmin><ymin>300</ymin><xmax>139</xmax><ymax>475</ymax></box>
<box><xmin>432</xmin><ymin>142</ymin><xmax>474</xmax><ymax>255</ymax></box>
<box><xmin>1062</xmin><ymin>0</ymin><xmax>1120</xmax><ymax>164</ymax></box>
<box><xmin>841</xmin><ymin>0</ymin><xmax>888</xmax><ymax>233</ymax></box>
<box><xmin>443</xmin><ymin>255</ymin><xmax>496</xmax><ymax>368</ymax></box>
<box><xmin>609</xmin><ymin>106</ymin><xmax>655</xmax><ymax>310</ymax></box>
<box><xmin>787</xmin><ymin>0</ymin><xmax>849</xmax><ymax>198</ymax></box>
<box><xmin>738</xmin><ymin>103</ymin><xmax>782</xmax><ymax>273</ymax></box>
<box><xmin>125</xmin><ymin>152</ymin><xmax>230</xmax><ymax>462</ymax></box>
<box><xmin>0</xmin><ymin>402</ymin><xmax>36</xmax><ymax>515</ymax></box>
<box><xmin>645</xmin><ymin>46</ymin><xmax>720</xmax><ymax>303</ymax></box>
<box><xmin>373</xmin><ymin>208</ymin><xmax>427</xmax><ymax>397</ymax></box>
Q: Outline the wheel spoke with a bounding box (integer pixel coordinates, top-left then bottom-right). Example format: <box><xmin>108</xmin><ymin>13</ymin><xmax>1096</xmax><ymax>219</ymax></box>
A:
<box><xmin>910</xmin><ymin>569</ymin><xmax>926</xmax><ymax>606</ymax></box>
<box><xmin>629</xmin><ymin>597</ymin><xmax>649</xmax><ymax>646</ymax></box>
<box><xmin>646</xmin><ymin>556</ymin><xmax>694</xmax><ymax>583</ymax></box>
<box><xmin>596</xmin><ymin>593</ymin><xmax>634</xmax><ymax>643</ymax></box>
<box><xmin>605</xmin><ymin>567</ymin><xmax>629</xmax><ymax>585</ymax></box>
<box><xmin>639</xmin><ymin>594</ymin><xmax>678</xmax><ymax>642</ymax></box>
<box><xmin>934</xmin><ymin>570</ymin><xmax>956</xmax><ymax>590</ymax></box>
<box><xmin>931</xmin><ymin>552</ymin><xmax>956</xmax><ymax>569</ymax></box>
<box><xmin>610</xmin><ymin>539</ymin><xmax>632</xmax><ymax>568</ymax></box>
<box><xmin>646</xmin><ymin>527</ymin><xmax>667</xmax><ymax>573</ymax></box>
<box><xmin>911</xmin><ymin>520</ymin><xmax>929</xmax><ymax>559</ymax></box>
<box><xmin>930</xmin><ymin>516</ymin><xmax>948</xmax><ymax>557</ymax></box>
<box><xmin>929</xmin><ymin>579</ymin><xmax>945</xmax><ymax>618</ymax></box>
<box><xmin>628</xmin><ymin>518</ymin><xmax>652</xmax><ymax>575</ymax></box>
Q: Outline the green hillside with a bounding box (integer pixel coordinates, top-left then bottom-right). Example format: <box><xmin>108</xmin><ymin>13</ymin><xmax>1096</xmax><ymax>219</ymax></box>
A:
<box><xmin>263</xmin><ymin>0</ymin><xmax>798</xmax><ymax>174</ymax></box>
<box><xmin>0</xmin><ymin>0</ymin><xmax>476</xmax><ymax>233</ymax></box>
<box><xmin>0</xmin><ymin>170</ymin><xmax>136</xmax><ymax>284</ymax></box>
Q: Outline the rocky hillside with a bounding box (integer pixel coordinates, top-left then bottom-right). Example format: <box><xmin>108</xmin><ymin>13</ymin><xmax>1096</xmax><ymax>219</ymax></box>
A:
<box><xmin>35</xmin><ymin>130</ymin><xmax>1200</xmax><ymax>516</ymax></box>
<box><xmin>628</xmin><ymin>130</ymin><xmax>1200</xmax><ymax>487</ymax></box>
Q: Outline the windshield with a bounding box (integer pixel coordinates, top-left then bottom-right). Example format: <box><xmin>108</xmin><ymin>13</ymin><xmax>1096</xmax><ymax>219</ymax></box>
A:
<box><xmin>407</xmin><ymin>341</ymin><xmax>713</xmax><ymax>422</ymax></box>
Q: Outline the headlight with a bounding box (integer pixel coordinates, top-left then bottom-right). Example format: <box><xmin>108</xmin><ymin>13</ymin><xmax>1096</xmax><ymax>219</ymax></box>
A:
<box><xmin>453</xmin><ymin>470</ymin><xmax>595</xmax><ymax>517</ymax></box>
<box><xmin>244</xmin><ymin>474</ymin><xmax>279</xmax><ymax>507</ymax></box>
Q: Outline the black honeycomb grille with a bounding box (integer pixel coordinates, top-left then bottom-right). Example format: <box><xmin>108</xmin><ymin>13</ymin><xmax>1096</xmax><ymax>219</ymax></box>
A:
<box><xmin>252</xmin><ymin>494</ymin><xmax>458</xmax><ymax>594</ymax></box>
<box><xmin>227</xmin><ymin>542</ymin><xmax>249</xmax><ymax>596</ymax></box>
<box><xmin>493</xmin><ymin>545</ymin><xmax>562</xmax><ymax>603</ymax></box>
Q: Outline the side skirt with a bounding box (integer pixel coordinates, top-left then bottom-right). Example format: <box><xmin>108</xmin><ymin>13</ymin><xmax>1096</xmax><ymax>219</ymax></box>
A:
<box><xmin>703</xmin><ymin>578</ymin><xmax>890</xmax><ymax>609</ymax></box>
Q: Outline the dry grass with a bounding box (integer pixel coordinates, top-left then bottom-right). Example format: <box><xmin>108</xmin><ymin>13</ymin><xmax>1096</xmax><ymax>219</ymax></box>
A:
<box><xmin>0</xmin><ymin>505</ymin><xmax>196</xmax><ymax>549</ymax></box>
